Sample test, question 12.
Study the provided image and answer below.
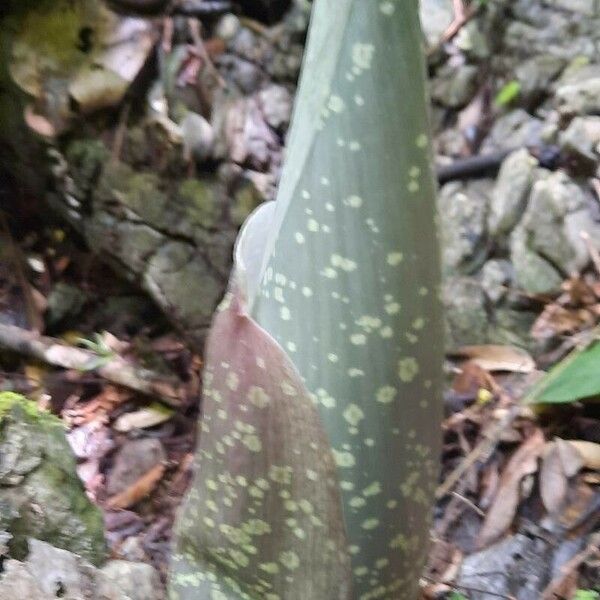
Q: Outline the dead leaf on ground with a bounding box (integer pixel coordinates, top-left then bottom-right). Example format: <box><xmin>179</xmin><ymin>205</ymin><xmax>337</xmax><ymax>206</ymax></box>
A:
<box><xmin>540</xmin><ymin>441</ymin><xmax>569</xmax><ymax>514</ymax></box>
<box><xmin>449</xmin><ymin>345</ymin><xmax>535</xmax><ymax>373</ymax></box>
<box><xmin>477</xmin><ymin>428</ymin><xmax>545</xmax><ymax>548</ymax></box>
<box><xmin>566</xmin><ymin>440</ymin><xmax>600</xmax><ymax>470</ymax></box>
<box><xmin>112</xmin><ymin>402</ymin><xmax>174</xmax><ymax>432</ymax></box>
<box><xmin>105</xmin><ymin>462</ymin><xmax>166</xmax><ymax>510</ymax></box>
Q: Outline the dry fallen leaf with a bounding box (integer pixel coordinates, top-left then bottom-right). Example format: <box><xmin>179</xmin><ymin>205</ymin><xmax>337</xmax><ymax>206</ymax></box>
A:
<box><xmin>112</xmin><ymin>403</ymin><xmax>174</xmax><ymax>432</ymax></box>
<box><xmin>540</xmin><ymin>441</ymin><xmax>569</xmax><ymax>514</ymax></box>
<box><xmin>450</xmin><ymin>345</ymin><xmax>535</xmax><ymax>373</ymax></box>
<box><xmin>566</xmin><ymin>440</ymin><xmax>600</xmax><ymax>470</ymax></box>
<box><xmin>105</xmin><ymin>462</ymin><xmax>166</xmax><ymax>510</ymax></box>
<box><xmin>477</xmin><ymin>429</ymin><xmax>545</xmax><ymax>548</ymax></box>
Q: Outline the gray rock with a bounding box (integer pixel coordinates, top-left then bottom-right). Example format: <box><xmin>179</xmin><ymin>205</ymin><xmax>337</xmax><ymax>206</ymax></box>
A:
<box><xmin>480</xmin><ymin>259</ymin><xmax>513</xmax><ymax>304</ymax></box>
<box><xmin>438</xmin><ymin>180</ymin><xmax>491</xmax><ymax>276</ymax></box>
<box><xmin>0</xmin><ymin>539</ymin><xmax>162</xmax><ymax>600</ymax></box>
<box><xmin>455</xmin><ymin>20</ymin><xmax>490</xmax><ymax>60</ymax></box>
<box><xmin>431</xmin><ymin>64</ymin><xmax>479</xmax><ymax>109</ymax></box>
<box><xmin>559</xmin><ymin>116</ymin><xmax>600</xmax><ymax>169</ymax></box>
<box><xmin>46</xmin><ymin>282</ymin><xmax>87</xmax><ymax>325</ymax></box>
<box><xmin>509</xmin><ymin>171</ymin><xmax>600</xmax><ymax>294</ymax></box>
<box><xmin>481</xmin><ymin>109</ymin><xmax>545</xmax><ymax>153</ymax></box>
<box><xmin>419</xmin><ymin>0</ymin><xmax>454</xmax><ymax>49</ymax></box>
<box><xmin>458</xmin><ymin>533</ymin><xmax>552</xmax><ymax>600</ymax></box>
<box><xmin>180</xmin><ymin>112</ymin><xmax>215</xmax><ymax>162</ymax></box>
<box><xmin>105</xmin><ymin>438</ymin><xmax>166</xmax><ymax>497</ymax></box>
<box><xmin>100</xmin><ymin>560</ymin><xmax>162</xmax><ymax>600</ymax></box>
<box><xmin>556</xmin><ymin>77</ymin><xmax>600</xmax><ymax>116</ymax></box>
<box><xmin>443</xmin><ymin>277</ymin><xmax>489</xmax><ymax>348</ymax></box>
<box><xmin>510</xmin><ymin>226</ymin><xmax>563</xmax><ymax>295</ymax></box>
<box><xmin>215</xmin><ymin>13</ymin><xmax>241</xmax><ymax>42</ymax></box>
<box><xmin>258</xmin><ymin>84</ymin><xmax>293</xmax><ymax>130</ymax></box>
<box><xmin>524</xmin><ymin>172</ymin><xmax>598</xmax><ymax>273</ymax></box>
<box><xmin>552</xmin><ymin>0</ymin><xmax>599</xmax><ymax>17</ymax></box>
<box><xmin>0</xmin><ymin>394</ymin><xmax>105</xmax><ymax>564</ymax></box>
<box><xmin>515</xmin><ymin>54</ymin><xmax>566</xmax><ymax>105</ymax></box>
<box><xmin>489</xmin><ymin>307</ymin><xmax>537</xmax><ymax>350</ymax></box>
<box><xmin>488</xmin><ymin>149</ymin><xmax>538</xmax><ymax>236</ymax></box>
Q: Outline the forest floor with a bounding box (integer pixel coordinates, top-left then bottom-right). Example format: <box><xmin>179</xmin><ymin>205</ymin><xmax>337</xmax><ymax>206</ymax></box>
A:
<box><xmin>0</xmin><ymin>1</ymin><xmax>599</xmax><ymax>599</ymax></box>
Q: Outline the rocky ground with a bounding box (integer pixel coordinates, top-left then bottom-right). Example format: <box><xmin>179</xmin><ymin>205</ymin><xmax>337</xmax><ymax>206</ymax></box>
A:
<box><xmin>0</xmin><ymin>0</ymin><xmax>599</xmax><ymax>599</ymax></box>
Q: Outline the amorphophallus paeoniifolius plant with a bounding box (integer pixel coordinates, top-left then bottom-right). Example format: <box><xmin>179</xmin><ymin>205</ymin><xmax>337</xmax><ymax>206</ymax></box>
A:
<box><xmin>169</xmin><ymin>1</ymin><xmax>443</xmax><ymax>598</ymax></box>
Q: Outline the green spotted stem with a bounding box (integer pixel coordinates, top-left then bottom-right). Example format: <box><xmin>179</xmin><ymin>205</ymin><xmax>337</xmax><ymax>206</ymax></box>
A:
<box><xmin>253</xmin><ymin>0</ymin><xmax>443</xmax><ymax>597</ymax></box>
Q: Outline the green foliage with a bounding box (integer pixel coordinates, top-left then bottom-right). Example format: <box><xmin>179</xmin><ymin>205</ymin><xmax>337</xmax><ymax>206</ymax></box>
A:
<box><xmin>574</xmin><ymin>591</ymin><xmax>600</xmax><ymax>600</ymax></box>
<box><xmin>169</xmin><ymin>0</ymin><xmax>442</xmax><ymax>598</ymax></box>
<box><xmin>525</xmin><ymin>338</ymin><xmax>600</xmax><ymax>404</ymax></box>
<box><xmin>449</xmin><ymin>592</ymin><xmax>469</xmax><ymax>600</ymax></box>
<box><xmin>495</xmin><ymin>80</ymin><xmax>521</xmax><ymax>106</ymax></box>
<box><xmin>76</xmin><ymin>333</ymin><xmax>116</xmax><ymax>371</ymax></box>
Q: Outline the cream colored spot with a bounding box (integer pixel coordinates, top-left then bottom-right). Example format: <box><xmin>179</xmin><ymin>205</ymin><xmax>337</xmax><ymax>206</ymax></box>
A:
<box><xmin>363</xmin><ymin>481</ymin><xmax>382</xmax><ymax>497</ymax></box>
<box><xmin>386</xmin><ymin>252</ymin><xmax>404</xmax><ymax>266</ymax></box>
<box><xmin>376</xmin><ymin>385</ymin><xmax>397</xmax><ymax>404</ymax></box>
<box><xmin>354</xmin><ymin>94</ymin><xmax>365</xmax><ymax>106</ymax></box>
<box><xmin>380</xmin><ymin>326</ymin><xmax>393</xmax><ymax>338</ymax></box>
<box><xmin>307</xmin><ymin>218</ymin><xmax>319</xmax><ymax>232</ymax></box>
<box><xmin>274</xmin><ymin>287</ymin><xmax>284</xmax><ymax>303</ymax></box>
<box><xmin>380</xmin><ymin>1</ymin><xmax>395</xmax><ymax>14</ymax></box>
<box><xmin>306</xmin><ymin>468</ymin><xmax>318</xmax><ymax>481</ymax></box>
<box><xmin>247</xmin><ymin>386</ymin><xmax>270</xmax><ymax>408</ymax></box>
<box><xmin>349</xmin><ymin>141</ymin><xmax>361</xmax><ymax>151</ymax></box>
<box><xmin>413</xmin><ymin>317</ymin><xmax>425</xmax><ymax>330</ymax></box>
<box><xmin>256</xmin><ymin>356</ymin><xmax>266</xmax><ymax>369</ymax></box>
<box><xmin>349</xmin><ymin>496</ymin><xmax>366</xmax><ymax>508</ymax></box>
<box><xmin>260</xmin><ymin>563</ymin><xmax>279</xmax><ymax>575</ymax></box>
<box><xmin>331</xmin><ymin>254</ymin><xmax>357</xmax><ymax>272</ymax></box>
<box><xmin>333</xmin><ymin>449</ymin><xmax>356</xmax><ymax>468</ymax></box>
<box><xmin>295</xmin><ymin>232</ymin><xmax>305</xmax><ymax>244</ymax></box>
<box><xmin>343</xmin><ymin>403</ymin><xmax>365</xmax><ymax>426</ymax></box>
<box><xmin>325</xmin><ymin>202</ymin><xmax>335</xmax><ymax>212</ymax></box>
<box><xmin>352</xmin><ymin>43</ymin><xmax>375</xmax><ymax>71</ymax></box>
<box><xmin>269</xmin><ymin>465</ymin><xmax>292</xmax><ymax>485</ymax></box>
<box><xmin>280</xmin><ymin>306</ymin><xmax>291</xmax><ymax>321</ymax></box>
<box><xmin>322</xmin><ymin>267</ymin><xmax>337</xmax><ymax>279</ymax></box>
<box><xmin>279</xmin><ymin>551</ymin><xmax>300</xmax><ymax>571</ymax></box>
<box><xmin>385</xmin><ymin>302</ymin><xmax>400</xmax><ymax>315</ymax></box>
<box><xmin>364</xmin><ymin>438</ymin><xmax>375</xmax><ymax>447</ymax></box>
<box><xmin>327</xmin><ymin>353</ymin><xmax>339</xmax><ymax>363</ymax></box>
<box><xmin>356</xmin><ymin>315</ymin><xmax>382</xmax><ymax>332</ymax></box>
<box><xmin>321</xmin><ymin>176</ymin><xmax>330</xmax><ymax>186</ymax></box>
<box><xmin>361</xmin><ymin>518</ymin><xmax>380</xmax><ymax>530</ymax></box>
<box><xmin>243</xmin><ymin>434</ymin><xmax>262</xmax><ymax>452</ymax></box>
<box><xmin>344</xmin><ymin>195</ymin><xmax>363</xmax><ymax>208</ymax></box>
<box><xmin>281</xmin><ymin>381</ymin><xmax>296</xmax><ymax>396</ymax></box>
<box><xmin>223</xmin><ymin>372</ymin><xmax>238</xmax><ymax>392</ymax></box>
<box><xmin>301</xmin><ymin>189</ymin><xmax>311</xmax><ymax>199</ymax></box>
<box><xmin>286</xmin><ymin>341</ymin><xmax>297</xmax><ymax>352</ymax></box>
<box><xmin>302</xmin><ymin>286</ymin><xmax>313</xmax><ymax>297</ymax></box>
<box><xmin>204</xmin><ymin>517</ymin><xmax>215</xmax><ymax>528</ymax></box>
<box><xmin>328</xmin><ymin>95</ymin><xmax>345</xmax><ymax>113</ymax></box>
<box><xmin>340</xmin><ymin>481</ymin><xmax>355</xmax><ymax>491</ymax></box>
<box><xmin>398</xmin><ymin>357</ymin><xmax>419</xmax><ymax>382</ymax></box>
<box><xmin>350</xmin><ymin>333</ymin><xmax>367</xmax><ymax>346</ymax></box>
<box><xmin>408</xmin><ymin>180</ymin><xmax>420</xmax><ymax>193</ymax></box>
<box><xmin>416</xmin><ymin>133</ymin><xmax>428</xmax><ymax>148</ymax></box>
<box><xmin>348</xmin><ymin>368</ymin><xmax>365</xmax><ymax>377</ymax></box>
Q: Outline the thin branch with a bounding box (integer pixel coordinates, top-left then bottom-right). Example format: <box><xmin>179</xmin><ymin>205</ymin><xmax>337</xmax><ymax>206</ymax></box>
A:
<box><xmin>0</xmin><ymin>323</ymin><xmax>183</xmax><ymax>407</ymax></box>
<box><xmin>436</xmin><ymin>404</ymin><xmax>521</xmax><ymax>499</ymax></box>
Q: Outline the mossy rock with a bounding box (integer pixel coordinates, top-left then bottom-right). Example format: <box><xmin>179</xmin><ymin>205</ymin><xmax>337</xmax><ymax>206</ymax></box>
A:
<box><xmin>0</xmin><ymin>392</ymin><xmax>105</xmax><ymax>565</ymax></box>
